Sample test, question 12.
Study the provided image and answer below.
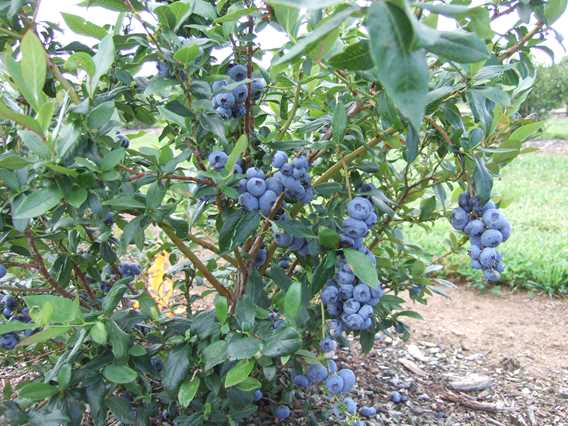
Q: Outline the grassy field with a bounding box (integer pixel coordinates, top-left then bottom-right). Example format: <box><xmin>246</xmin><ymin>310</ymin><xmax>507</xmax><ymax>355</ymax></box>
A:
<box><xmin>540</xmin><ymin>116</ymin><xmax>568</xmax><ymax>140</ymax></box>
<box><xmin>405</xmin><ymin>153</ymin><xmax>568</xmax><ymax>295</ymax></box>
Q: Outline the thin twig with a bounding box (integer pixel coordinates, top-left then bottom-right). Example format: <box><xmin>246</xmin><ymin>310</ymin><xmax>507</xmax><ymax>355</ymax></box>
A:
<box><xmin>498</xmin><ymin>22</ymin><xmax>544</xmax><ymax>60</ymax></box>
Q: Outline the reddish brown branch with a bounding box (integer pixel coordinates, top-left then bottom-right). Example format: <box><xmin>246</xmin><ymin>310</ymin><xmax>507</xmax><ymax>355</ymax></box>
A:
<box><xmin>498</xmin><ymin>22</ymin><xmax>544</xmax><ymax>60</ymax></box>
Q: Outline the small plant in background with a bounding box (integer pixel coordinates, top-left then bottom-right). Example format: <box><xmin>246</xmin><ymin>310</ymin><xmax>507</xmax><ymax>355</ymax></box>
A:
<box><xmin>0</xmin><ymin>0</ymin><xmax>563</xmax><ymax>424</ymax></box>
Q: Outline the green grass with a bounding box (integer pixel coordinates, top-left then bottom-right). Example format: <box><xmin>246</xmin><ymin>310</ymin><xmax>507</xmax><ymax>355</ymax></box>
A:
<box><xmin>405</xmin><ymin>153</ymin><xmax>568</xmax><ymax>295</ymax></box>
<box><xmin>540</xmin><ymin>117</ymin><xmax>568</xmax><ymax>140</ymax></box>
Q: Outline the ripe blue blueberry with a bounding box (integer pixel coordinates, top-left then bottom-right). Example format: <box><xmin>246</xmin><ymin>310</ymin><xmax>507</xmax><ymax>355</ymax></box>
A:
<box><xmin>343</xmin><ymin>313</ymin><xmax>364</xmax><ymax>330</ymax></box>
<box><xmin>246</xmin><ymin>167</ymin><xmax>265</xmax><ymax>179</ymax></box>
<box><xmin>292</xmin><ymin>156</ymin><xmax>309</xmax><ymax>169</ymax></box>
<box><xmin>293</xmin><ymin>374</ymin><xmax>310</xmax><ymax>388</ymax></box>
<box><xmin>326</xmin><ymin>303</ymin><xmax>340</xmax><ymax>316</ymax></box>
<box><xmin>274</xmin><ymin>405</ymin><xmax>290</xmax><ymax>420</ymax></box>
<box><xmin>343</xmin><ymin>299</ymin><xmax>361</xmax><ymax>315</ymax></box>
<box><xmin>464</xmin><ymin>219</ymin><xmax>485</xmax><ymax>236</ymax></box>
<box><xmin>215</xmin><ymin>106</ymin><xmax>232</xmax><ymax>120</ymax></box>
<box><xmin>500</xmin><ymin>220</ymin><xmax>512</xmax><ymax>241</ymax></box>
<box><xmin>117</xmin><ymin>133</ymin><xmax>130</xmax><ymax>148</ymax></box>
<box><xmin>471</xmin><ymin>260</ymin><xmax>482</xmax><ymax>270</ymax></box>
<box><xmin>469</xmin><ymin>244</ymin><xmax>481</xmax><ymax>260</ymax></box>
<box><xmin>482</xmin><ymin>208</ymin><xmax>506</xmax><ymax>229</ymax></box>
<box><xmin>299</xmin><ymin>186</ymin><xmax>314</xmax><ymax>203</ymax></box>
<box><xmin>390</xmin><ymin>391</ymin><xmax>402</xmax><ymax>404</ymax></box>
<box><xmin>353</xmin><ymin>284</ymin><xmax>371</xmax><ymax>303</ymax></box>
<box><xmin>266</xmin><ymin>176</ymin><xmax>283</xmax><ymax>194</ymax></box>
<box><xmin>365</xmin><ymin>212</ymin><xmax>378</xmax><ymax>227</ymax></box>
<box><xmin>369</xmin><ymin>286</ymin><xmax>384</xmax><ymax>305</ymax></box>
<box><xmin>254</xmin><ymin>389</ymin><xmax>263</xmax><ymax>401</ymax></box>
<box><xmin>359</xmin><ymin>406</ymin><xmax>377</xmax><ymax>417</ymax></box>
<box><xmin>482</xmin><ymin>200</ymin><xmax>496</xmax><ymax>213</ymax></box>
<box><xmin>481</xmin><ymin>229</ymin><xmax>503</xmax><ymax>247</ymax></box>
<box><xmin>211</xmin><ymin>80</ymin><xmax>228</xmax><ymax>91</ymax></box>
<box><xmin>272</xmin><ymin>151</ymin><xmax>288</xmax><ymax>169</ymax></box>
<box><xmin>479</xmin><ymin>247</ymin><xmax>499</xmax><ymax>269</ymax></box>
<box><xmin>150</xmin><ymin>356</ymin><xmax>164</xmax><ymax>371</ymax></box>
<box><xmin>239</xmin><ymin>192</ymin><xmax>259</xmax><ymax>211</ymax></box>
<box><xmin>342</xmin><ymin>218</ymin><xmax>369</xmax><ymax>239</ymax></box>
<box><xmin>458</xmin><ymin>192</ymin><xmax>471</xmax><ymax>210</ymax></box>
<box><xmin>3</xmin><ymin>307</ymin><xmax>12</xmax><ymax>319</ymax></box>
<box><xmin>358</xmin><ymin>304</ymin><xmax>374</xmax><ymax>319</ymax></box>
<box><xmin>496</xmin><ymin>261</ymin><xmax>505</xmax><ymax>273</ymax></box>
<box><xmin>347</xmin><ymin>197</ymin><xmax>373</xmax><ymax>221</ymax></box>
<box><xmin>280</xmin><ymin>163</ymin><xmax>293</xmax><ymax>176</ymax></box>
<box><xmin>278</xmin><ymin>258</ymin><xmax>289</xmax><ymax>269</ymax></box>
<box><xmin>484</xmin><ymin>269</ymin><xmax>501</xmax><ymax>282</ymax></box>
<box><xmin>336</xmin><ymin>271</ymin><xmax>355</xmax><ymax>285</ymax></box>
<box><xmin>233</xmin><ymin>163</ymin><xmax>243</xmax><ymax>174</ymax></box>
<box><xmin>252</xmin><ymin>78</ymin><xmax>266</xmax><ymax>99</ymax></box>
<box><xmin>274</xmin><ymin>232</ymin><xmax>292</xmax><ymax>247</ymax></box>
<box><xmin>156</xmin><ymin>62</ymin><xmax>170</xmax><ymax>78</ymax></box>
<box><xmin>254</xmin><ymin>249</ymin><xmax>267</xmax><ymax>267</ymax></box>
<box><xmin>327</xmin><ymin>359</ymin><xmax>337</xmax><ymax>374</ymax></box>
<box><xmin>232</xmin><ymin>84</ymin><xmax>248</xmax><ymax>103</ymax></box>
<box><xmin>339</xmin><ymin>284</ymin><xmax>354</xmax><ymax>300</ymax></box>
<box><xmin>450</xmin><ymin>207</ymin><xmax>469</xmax><ymax>231</ymax></box>
<box><xmin>259</xmin><ymin>190</ymin><xmax>278</xmax><ymax>216</ymax></box>
<box><xmin>0</xmin><ymin>333</ymin><xmax>19</xmax><ymax>350</ymax></box>
<box><xmin>338</xmin><ymin>368</ymin><xmax>356</xmax><ymax>392</ymax></box>
<box><xmin>0</xmin><ymin>265</ymin><xmax>7</xmax><ymax>279</ymax></box>
<box><xmin>228</xmin><ymin>64</ymin><xmax>247</xmax><ymax>81</ymax></box>
<box><xmin>328</xmin><ymin>320</ymin><xmax>343</xmax><ymax>336</ymax></box>
<box><xmin>325</xmin><ymin>375</ymin><xmax>345</xmax><ymax>395</ymax></box>
<box><xmin>232</xmin><ymin>103</ymin><xmax>246</xmax><ymax>118</ymax></box>
<box><xmin>208</xmin><ymin>151</ymin><xmax>228</xmax><ymax>170</ymax></box>
<box><xmin>290</xmin><ymin>237</ymin><xmax>307</xmax><ymax>252</ymax></box>
<box><xmin>246</xmin><ymin>177</ymin><xmax>267</xmax><ymax>197</ymax></box>
<box><xmin>321</xmin><ymin>286</ymin><xmax>339</xmax><ymax>305</ymax></box>
<box><xmin>213</xmin><ymin>92</ymin><xmax>235</xmax><ymax>109</ymax></box>
<box><xmin>307</xmin><ymin>363</ymin><xmax>328</xmax><ymax>383</ymax></box>
<box><xmin>1</xmin><ymin>295</ymin><xmax>16</xmax><ymax>309</ymax></box>
<box><xmin>343</xmin><ymin>397</ymin><xmax>357</xmax><ymax>414</ymax></box>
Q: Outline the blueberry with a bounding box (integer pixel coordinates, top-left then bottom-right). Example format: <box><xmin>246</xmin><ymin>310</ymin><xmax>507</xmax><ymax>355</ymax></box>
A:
<box><xmin>299</xmin><ymin>186</ymin><xmax>314</xmax><ymax>203</ymax></box>
<box><xmin>470</xmin><ymin>235</ymin><xmax>482</xmax><ymax>247</ymax></box>
<box><xmin>450</xmin><ymin>207</ymin><xmax>469</xmax><ymax>231</ymax></box>
<box><xmin>482</xmin><ymin>200</ymin><xmax>496</xmax><ymax>213</ymax></box>
<box><xmin>252</xmin><ymin>78</ymin><xmax>266</xmax><ymax>100</ymax></box>
<box><xmin>320</xmin><ymin>337</ymin><xmax>337</xmax><ymax>353</ymax></box>
<box><xmin>0</xmin><ymin>265</ymin><xmax>7</xmax><ymax>279</ymax></box>
<box><xmin>359</xmin><ymin>406</ymin><xmax>377</xmax><ymax>417</ymax></box>
<box><xmin>280</xmin><ymin>163</ymin><xmax>293</xmax><ymax>177</ymax></box>
<box><xmin>342</xmin><ymin>218</ymin><xmax>369</xmax><ymax>239</ymax></box>
<box><xmin>246</xmin><ymin>167</ymin><xmax>265</xmax><ymax>179</ymax></box>
<box><xmin>278</xmin><ymin>258</ymin><xmax>289</xmax><ymax>269</ymax></box>
<box><xmin>293</xmin><ymin>374</ymin><xmax>310</xmax><ymax>388</ymax></box>
<box><xmin>233</xmin><ymin>163</ymin><xmax>243</xmax><ymax>175</ymax></box>
<box><xmin>338</xmin><ymin>284</ymin><xmax>354</xmax><ymax>300</ymax></box>
<box><xmin>274</xmin><ymin>232</ymin><xmax>292</xmax><ymax>247</ymax></box>
<box><xmin>390</xmin><ymin>391</ymin><xmax>402</xmax><ymax>404</ymax></box>
<box><xmin>117</xmin><ymin>133</ymin><xmax>130</xmax><ymax>148</ymax></box>
<box><xmin>359</xmin><ymin>182</ymin><xmax>376</xmax><ymax>193</ymax></box>
<box><xmin>469</xmin><ymin>244</ymin><xmax>481</xmax><ymax>260</ymax></box>
<box><xmin>228</xmin><ymin>64</ymin><xmax>247</xmax><ymax>82</ymax></box>
<box><xmin>326</xmin><ymin>303</ymin><xmax>340</xmax><ymax>316</ymax></box>
<box><xmin>483</xmin><ymin>269</ymin><xmax>501</xmax><ymax>281</ymax></box>
<box><xmin>213</xmin><ymin>92</ymin><xmax>236</xmax><ymax>109</ymax></box>
<box><xmin>495</xmin><ymin>261</ymin><xmax>505</xmax><ymax>273</ymax></box>
<box><xmin>259</xmin><ymin>190</ymin><xmax>278</xmax><ymax>216</ymax></box>
<box><xmin>482</xmin><ymin>208</ymin><xmax>506</xmax><ymax>229</ymax></box>
<box><xmin>307</xmin><ymin>363</ymin><xmax>328</xmax><ymax>383</ymax></box>
<box><xmin>471</xmin><ymin>260</ymin><xmax>482</xmax><ymax>269</ymax></box>
<box><xmin>464</xmin><ymin>219</ymin><xmax>485</xmax><ymax>236</ymax></box>
<box><xmin>0</xmin><ymin>333</ymin><xmax>19</xmax><ymax>350</ymax></box>
<box><xmin>458</xmin><ymin>192</ymin><xmax>471</xmax><ymax>210</ymax></box>
<box><xmin>2</xmin><ymin>295</ymin><xmax>16</xmax><ymax>309</ymax></box>
<box><xmin>156</xmin><ymin>61</ymin><xmax>170</xmax><ymax>78</ymax></box>
<box><xmin>254</xmin><ymin>248</ymin><xmax>267</xmax><ymax>267</ymax></box>
<box><xmin>481</xmin><ymin>229</ymin><xmax>503</xmax><ymax>247</ymax></box>
<box><xmin>353</xmin><ymin>284</ymin><xmax>371</xmax><ymax>303</ymax></box>
<box><xmin>208</xmin><ymin>151</ymin><xmax>228</xmax><ymax>170</ymax></box>
<box><xmin>337</xmin><ymin>368</ymin><xmax>356</xmax><ymax>392</ymax></box>
<box><xmin>479</xmin><ymin>247</ymin><xmax>499</xmax><ymax>269</ymax></box>
<box><xmin>500</xmin><ymin>220</ymin><xmax>512</xmax><ymax>241</ymax></box>
<box><xmin>292</xmin><ymin>156</ymin><xmax>308</xmax><ymax>169</ymax></box>
<box><xmin>339</xmin><ymin>261</ymin><xmax>352</xmax><ymax>273</ymax></box>
<box><xmin>272</xmin><ymin>151</ymin><xmax>288</xmax><ymax>169</ymax></box>
<box><xmin>347</xmin><ymin>197</ymin><xmax>373</xmax><ymax>221</ymax></box>
<box><xmin>104</xmin><ymin>212</ymin><xmax>114</xmax><ymax>225</ymax></box>
<box><xmin>290</xmin><ymin>237</ymin><xmax>306</xmax><ymax>251</ymax></box>
<box><xmin>343</xmin><ymin>313</ymin><xmax>364</xmax><ymax>330</ymax></box>
<box><xmin>336</xmin><ymin>270</ymin><xmax>355</xmax><ymax>285</ymax></box>
<box><xmin>215</xmin><ymin>106</ymin><xmax>232</xmax><ymax>119</ymax></box>
<box><xmin>358</xmin><ymin>304</ymin><xmax>374</xmax><ymax>319</ymax></box>
<box><xmin>325</xmin><ymin>375</ymin><xmax>345</xmax><ymax>395</ymax></box>
<box><xmin>266</xmin><ymin>176</ymin><xmax>283</xmax><ymax>194</ymax></box>
<box><xmin>343</xmin><ymin>299</ymin><xmax>361</xmax><ymax>315</ymax></box>
<box><xmin>232</xmin><ymin>103</ymin><xmax>246</xmax><ymax>118</ymax></box>
<box><xmin>254</xmin><ymin>389</ymin><xmax>263</xmax><ymax>401</ymax></box>
<box><xmin>3</xmin><ymin>307</ymin><xmax>12</xmax><ymax>319</ymax></box>
<box><xmin>239</xmin><ymin>192</ymin><xmax>259</xmax><ymax>211</ymax></box>
<box><xmin>232</xmin><ymin>84</ymin><xmax>248</xmax><ymax>103</ymax></box>
<box><xmin>369</xmin><ymin>286</ymin><xmax>384</xmax><ymax>305</ymax></box>
<box><xmin>343</xmin><ymin>397</ymin><xmax>357</xmax><ymax>414</ymax></box>
<box><xmin>327</xmin><ymin>359</ymin><xmax>337</xmax><ymax>374</ymax></box>
<box><xmin>150</xmin><ymin>356</ymin><xmax>164</xmax><ymax>371</ymax></box>
<box><xmin>321</xmin><ymin>286</ymin><xmax>339</xmax><ymax>305</ymax></box>
<box><xmin>365</xmin><ymin>212</ymin><xmax>378</xmax><ymax>227</ymax></box>
<box><xmin>328</xmin><ymin>320</ymin><xmax>343</xmax><ymax>336</ymax></box>
<box><xmin>246</xmin><ymin>177</ymin><xmax>267</xmax><ymax>197</ymax></box>
<box><xmin>211</xmin><ymin>80</ymin><xmax>228</xmax><ymax>91</ymax></box>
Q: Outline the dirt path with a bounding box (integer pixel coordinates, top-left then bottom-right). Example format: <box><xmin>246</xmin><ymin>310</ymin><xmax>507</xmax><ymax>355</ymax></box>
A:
<box><xmin>409</xmin><ymin>285</ymin><xmax>568</xmax><ymax>378</ymax></box>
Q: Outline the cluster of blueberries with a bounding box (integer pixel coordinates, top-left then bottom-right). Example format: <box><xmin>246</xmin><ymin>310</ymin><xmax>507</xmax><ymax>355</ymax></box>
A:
<box><xmin>115</xmin><ymin>130</ymin><xmax>130</xmax><ymax>148</ymax></box>
<box><xmin>0</xmin><ymin>293</ymin><xmax>33</xmax><ymax>350</ymax></box>
<box><xmin>211</xmin><ymin>64</ymin><xmax>265</xmax><ymax>120</ymax></box>
<box><xmin>450</xmin><ymin>192</ymin><xmax>511</xmax><ymax>281</ymax></box>
<box><xmin>320</xmin><ymin>196</ymin><xmax>384</xmax><ymax>332</ymax></box>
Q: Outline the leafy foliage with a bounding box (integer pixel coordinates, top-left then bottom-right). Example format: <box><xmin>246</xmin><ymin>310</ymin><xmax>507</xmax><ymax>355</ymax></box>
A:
<box><xmin>0</xmin><ymin>0</ymin><xmax>563</xmax><ymax>424</ymax></box>
<box><xmin>522</xmin><ymin>59</ymin><xmax>568</xmax><ymax>117</ymax></box>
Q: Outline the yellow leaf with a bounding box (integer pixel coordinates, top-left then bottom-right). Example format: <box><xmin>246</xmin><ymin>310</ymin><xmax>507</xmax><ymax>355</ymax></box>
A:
<box><xmin>147</xmin><ymin>251</ymin><xmax>174</xmax><ymax>309</ymax></box>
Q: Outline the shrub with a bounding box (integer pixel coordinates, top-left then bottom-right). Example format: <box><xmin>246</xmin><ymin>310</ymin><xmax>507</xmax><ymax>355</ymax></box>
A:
<box><xmin>0</xmin><ymin>0</ymin><xmax>563</xmax><ymax>424</ymax></box>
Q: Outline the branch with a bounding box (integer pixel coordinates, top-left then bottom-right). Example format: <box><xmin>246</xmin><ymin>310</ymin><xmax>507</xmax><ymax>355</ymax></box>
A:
<box><xmin>160</xmin><ymin>223</ymin><xmax>233</xmax><ymax>302</ymax></box>
<box><xmin>123</xmin><ymin>0</ymin><xmax>165</xmax><ymax>56</ymax></box>
<box><xmin>47</xmin><ymin>58</ymin><xmax>80</xmax><ymax>104</ymax></box>
<box><xmin>498</xmin><ymin>22</ymin><xmax>544</xmax><ymax>60</ymax></box>
<box><xmin>73</xmin><ymin>266</ymin><xmax>98</xmax><ymax>303</ymax></box>
<box><xmin>244</xmin><ymin>15</ymin><xmax>254</xmax><ymax>140</ymax></box>
<box><xmin>278</xmin><ymin>79</ymin><xmax>303</xmax><ymax>138</ymax></box>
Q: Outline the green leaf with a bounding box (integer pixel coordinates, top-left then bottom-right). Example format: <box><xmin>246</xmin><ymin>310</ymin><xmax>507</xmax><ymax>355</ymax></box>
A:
<box><xmin>235</xmin><ymin>295</ymin><xmax>256</xmax><ymax>332</ymax></box>
<box><xmin>101</xmin><ymin>148</ymin><xmax>125</xmax><ymax>171</ymax></box>
<box><xmin>236</xmin><ymin>377</ymin><xmax>262</xmax><ymax>391</ymax></box>
<box><xmin>104</xmin><ymin>196</ymin><xmax>145</xmax><ymax>209</ymax></box>
<box><xmin>329</xmin><ymin>40</ymin><xmax>373</xmax><ymax>70</ymax></box>
<box><xmin>62</xmin><ymin>13</ymin><xmax>108</xmax><ymax>39</ymax></box>
<box><xmin>18</xmin><ymin>383</ymin><xmax>58</xmax><ymax>401</ymax></box>
<box><xmin>89</xmin><ymin>321</ymin><xmax>108</xmax><ymax>345</ymax></box>
<box><xmin>0</xmin><ymin>103</ymin><xmax>44</xmax><ymax>136</ymax></box>
<box><xmin>368</xmin><ymin>1</ymin><xmax>428</xmax><ymax>131</ymax></box>
<box><xmin>418</xmin><ymin>25</ymin><xmax>489</xmax><ymax>63</ymax></box>
<box><xmin>545</xmin><ymin>0</ymin><xmax>567</xmax><ymax>24</ymax></box>
<box><xmin>56</xmin><ymin>124</ymin><xmax>80</xmax><ymax>161</ymax></box>
<box><xmin>178</xmin><ymin>378</ymin><xmax>200</xmax><ymax>408</ymax></box>
<box><xmin>227</xmin><ymin>337</ymin><xmax>262</xmax><ymax>361</ymax></box>
<box><xmin>0</xmin><ymin>152</ymin><xmax>30</xmax><ymax>169</ymax></box>
<box><xmin>224</xmin><ymin>359</ymin><xmax>255</xmax><ymax>388</ymax></box>
<box><xmin>19</xmin><ymin>326</ymin><xmax>70</xmax><ymax>346</ymax></box>
<box><xmin>202</xmin><ymin>340</ymin><xmax>228</xmax><ymax>371</ymax></box>
<box><xmin>65</xmin><ymin>52</ymin><xmax>96</xmax><ymax>77</ymax></box>
<box><xmin>102</xmin><ymin>283</ymin><xmax>127</xmax><ymax>314</ymax></box>
<box><xmin>173</xmin><ymin>43</ymin><xmax>201</xmax><ymax>63</ymax></box>
<box><xmin>262</xmin><ymin>327</ymin><xmax>301</xmax><ymax>357</ymax></box>
<box><xmin>102</xmin><ymin>364</ymin><xmax>138</xmax><ymax>384</ymax></box>
<box><xmin>214</xmin><ymin>7</ymin><xmax>256</xmax><ymax>23</ymax></box>
<box><xmin>25</xmin><ymin>295</ymin><xmax>82</xmax><ymax>323</ymax></box>
<box><xmin>87</xmin><ymin>101</ymin><xmax>115</xmax><ymax>130</ymax></box>
<box><xmin>57</xmin><ymin>364</ymin><xmax>72</xmax><ymax>390</ymax></box>
<box><xmin>318</xmin><ymin>227</ymin><xmax>339</xmax><ymax>249</ymax></box>
<box><xmin>344</xmin><ymin>248</ymin><xmax>379</xmax><ymax>288</ymax></box>
<box><xmin>332</xmin><ymin>102</ymin><xmax>347</xmax><ymax>144</ymax></box>
<box><xmin>225</xmin><ymin>134</ymin><xmax>248</xmax><ymax>175</ymax></box>
<box><xmin>0</xmin><ymin>321</ymin><xmax>36</xmax><ymax>335</ymax></box>
<box><xmin>404</xmin><ymin>125</ymin><xmax>419</xmax><ymax>163</ymax></box>
<box><xmin>284</xmin><ymin>281</ymin><xmax>302</xmax><ymax>321</ymax></box>
<box><xmin>273</xmin><ymin>6</ymin><xmax>358</xmax><ymax>67</ymax></box>
<box><xmin>106</xmin><ymin>320</ymin><xmax>130</xmax><ymax>361</ymax></box>
<box><xmin>21</xmin><ymin>31</ymin><xmax>47</xmax><ymax>111</ymax></box>
<box><xmin>163</xmin><ymin>345</ymin><xmax>191</xmax><ymax>396</ymax></box>
<box><xmin>473</xmin><ymin>156</ymin><xmax>493</xmax><ymax>204</ymax></box>
<box><xmin>89</xmin><ymin>35</ymin><xmax>115</xmax><ymax>97</ymax></box>
<box><xmin>13</xmin><ymin>187</ymin><xmax>62</xmax><ymax>219</ymax></box>
<box><xmin>267</xmin><ymin>0</ymin><xmax>346</xmax><ymax>9</ymax></box>
<box><xmin>214</xmin><ymin>295</ymin><xmax>229</xmax><ymax>324</ymax></box>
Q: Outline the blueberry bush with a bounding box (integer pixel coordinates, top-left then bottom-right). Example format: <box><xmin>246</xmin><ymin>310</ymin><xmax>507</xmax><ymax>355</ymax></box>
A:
<box><xmin>0</xmin><ymin>0</ymin><xmax>564</xmax><ymax>424</ymax></box>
